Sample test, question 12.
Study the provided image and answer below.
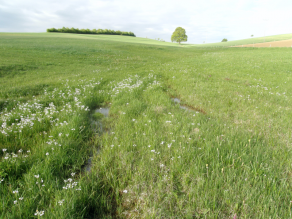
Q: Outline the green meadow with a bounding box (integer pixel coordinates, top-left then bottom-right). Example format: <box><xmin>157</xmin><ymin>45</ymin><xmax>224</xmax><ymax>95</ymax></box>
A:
<box><xmin>1</xmin><ymin>32</ymin><xmax>292</xmax><ymax>218</ymax></box>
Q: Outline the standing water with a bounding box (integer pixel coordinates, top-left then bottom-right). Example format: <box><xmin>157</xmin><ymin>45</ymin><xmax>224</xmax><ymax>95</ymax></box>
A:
<box><xmin>84</xmin><ymin>106</ymin><xmax>110</xmax><ymax>173</ymax></box>
<box><xmin>91</xmin><ymin>107</ymin><xmax>110</xmax><ymax>134</ymax></box>
<box><xmin>171</xmin><ymin>98</ymin><xmax>192</xmax><ymax>111</ymax></box>
<box><xmin>95</xmin><ymin>107</ymin><xmax>110</xmax><ymax>117</ymax></box>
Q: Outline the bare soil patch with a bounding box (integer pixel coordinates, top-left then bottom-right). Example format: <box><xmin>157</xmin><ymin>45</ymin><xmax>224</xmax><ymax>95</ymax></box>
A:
<box><xmin>232</xmin><ymin>39</ymin><xmax>292</xmax><ymax>47</ymax></box>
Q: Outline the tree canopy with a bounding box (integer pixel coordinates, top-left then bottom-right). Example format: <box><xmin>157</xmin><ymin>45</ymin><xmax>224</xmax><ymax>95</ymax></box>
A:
<box><xmin>171</xmin><ymin>27</ymin><xmax>187</xmax><ymax>44</ymax></box>
<box><xmin>47</xmin><ymin>27</ymin><xmax>136</xmax><ymax>37</ymax></box>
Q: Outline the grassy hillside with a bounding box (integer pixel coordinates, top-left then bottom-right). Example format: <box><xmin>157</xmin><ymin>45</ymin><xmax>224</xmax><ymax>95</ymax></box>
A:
<box><xmin>0</xmin><ymin>32</ymin><xmax>181</xmax><ymax>47</ymax></box>
<box><xmin>1</xmin><ymin>33</ymin><xmax>292</xmax><ymax>218</ymax></box>
<box><xmin>195</xmin><ymin>33</ymin><xmax>292</xmax><ymax>47</ymax></box>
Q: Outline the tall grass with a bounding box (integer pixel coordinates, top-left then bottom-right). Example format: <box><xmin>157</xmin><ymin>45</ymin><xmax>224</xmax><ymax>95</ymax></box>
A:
<box><xmin>1</xmin><ymin>33</ymin><xmax>292</xmax><ymax>218</ymax></box>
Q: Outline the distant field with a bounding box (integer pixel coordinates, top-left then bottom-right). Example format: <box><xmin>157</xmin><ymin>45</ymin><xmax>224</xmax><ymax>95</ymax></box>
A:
<box><xmin>195</xmin><ymin>33</ymin><xmax>292</xmax><ymax>47</ymax></box>
<box><xmin>1</xmin><ymin>32</ymin><xmax>292</xmax><ymax>218</ymax></box>
<box><xmin>233</xmin><ymin>39</ymin><xmax>292</xmax><ymax>47</ymax></box>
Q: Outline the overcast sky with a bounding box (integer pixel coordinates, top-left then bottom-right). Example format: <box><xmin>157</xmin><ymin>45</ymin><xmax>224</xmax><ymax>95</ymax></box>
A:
<box><xmin>1</xmin><ymin>0</ymin><xmax>292</xmax><ymax>44</ymax></box>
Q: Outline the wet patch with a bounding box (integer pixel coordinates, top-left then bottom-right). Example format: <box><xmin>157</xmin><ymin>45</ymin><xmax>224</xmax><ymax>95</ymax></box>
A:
<box><xmin>172</xmin><ymin>97</ymin><xmax>192</xmax><ymax>111</ymax></box>
<box><xmin>95</xmin><ymin>107</ymin><xmax>110</xmax><ymax>117</ymax></box>
<box><xmin>171</xmin><ymin>97</ymin><xmax>206</xmax><ymax>114</ymax></box>
<box><xmin>91</xmin><ymin>107</ymin><xmax>110</xmax><ymax>134</ymax></box>
<box><xmin>84</xmin><ymin>106</ymin><xmax>110</xmax><ymax>173</ymax></box>
<box><xmin>85</xmin><ymin>157</ymin><xmax>93</xmax><ymax>172</ymax></box>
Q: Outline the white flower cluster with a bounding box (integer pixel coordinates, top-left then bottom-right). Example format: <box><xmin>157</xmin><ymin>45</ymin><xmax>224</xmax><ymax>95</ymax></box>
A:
<box><xmin>0</xmin><ymin>78</ymin><xmax>104</xmax><ymax>138</ymax></box>
<box><xmin>112</xmin><ymin>77</ymin><xmax>143</xmax><ymax>95</ymax></box>
<box><xmin>1</xmin><ymin>148</ymin><xmax>30</xmax><ymax>163</ymax></box>
<box><xmin>43</xmin><ymin>102</ymin><xmax>57</xmax><ymax>116</ymax></box>
<box><xmin>34</xmin><ymin>174</ymin><xmax>45</xmax><ymax>187</ymax></box>
<box><xmin>62</xmin><ymin>177</ymin><xmax>81</xmax><ymax>190</ymax></box>
<box><xmin>46</xmin><ymin>139</ymin><xmax>61</xmax><ymax>147</ymax></box>
<box><xmin>0</xmin><ymin>102</ymin><xmax>46</xmax><ymax>136</ymax></box>
<box><xmin>0</xmin><ymin>101</ymin><xmax>58</xmax><ymax>137</ymax></box>
<box><xmin>111</xmin><ymin>74</ymin><xmax>160</xmax><ymax>96</ymax></box>
<box><xmin>58</xmin><ymin>199</ymin><xmax>65</xmax><ymax>205</ymax></box>
<box><xmin>74</xmin><ymin>96</ymin><xmax>90</xmax><ymax>111</ymax></box>
<box><xmin>12</xmin><ymin>189</ymin><xmax>24</xmax><ymax>205</ymax></box>
<box><xmin>34</xmin><ymin>210</ymin><xmax>45</xmax><ymax>216</ymax></box>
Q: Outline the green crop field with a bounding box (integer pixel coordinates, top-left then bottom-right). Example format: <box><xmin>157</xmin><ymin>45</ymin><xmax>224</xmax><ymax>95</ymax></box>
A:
<box><xmin>194</xmin><ymin>33</ymin><xmax>292</xmax><ymax>48</ymax></box>
<box><xmin>1</xmin><ymin>32</ymin><xmax>292</xmax><ymax>218</ymax></box>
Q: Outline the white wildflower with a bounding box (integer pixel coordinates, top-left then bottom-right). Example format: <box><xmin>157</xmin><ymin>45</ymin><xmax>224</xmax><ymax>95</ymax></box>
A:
<box><xmin>34</xmin><ymin>210</ymin><xmax>45</xmax><ymax>216</ymax></box>
<box><xmin>58</xmin><ymin>199</ymin><xmax>65</xmax><ymax>205</ymax></box>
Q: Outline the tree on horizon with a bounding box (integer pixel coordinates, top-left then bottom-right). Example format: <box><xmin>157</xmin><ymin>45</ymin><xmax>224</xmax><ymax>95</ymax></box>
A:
<box><xmin>171</xmin><ymin>27</ymin><xmax>187</xmax><ymax>44</ymax></box>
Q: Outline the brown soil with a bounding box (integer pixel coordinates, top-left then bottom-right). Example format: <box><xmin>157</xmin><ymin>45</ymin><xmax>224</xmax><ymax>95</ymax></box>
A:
<box><xmin>232</xmin><ymin>39</ymin><xmax>292</xmax><ymax>47</ymax></box>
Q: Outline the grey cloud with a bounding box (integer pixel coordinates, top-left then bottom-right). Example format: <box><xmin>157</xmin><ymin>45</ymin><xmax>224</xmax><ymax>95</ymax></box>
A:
<box><xmin>0</xmin><ymin>9</ymin><xmax>30</xmax><ymax>31</ymax></box>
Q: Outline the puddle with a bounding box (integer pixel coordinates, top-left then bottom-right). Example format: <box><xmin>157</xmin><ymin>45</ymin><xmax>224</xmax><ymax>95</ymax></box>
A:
<box><xmin>172</xmin><ymin>98</ymin><xmax>181</xmax><ymax>104</ymax></box>
<box><xmin>84</xmin><ymin>106</ymin><xmax>110</xmax><ymax>173</ymax></box>
<box><xmin>85</xmin><ymin>157</ymin><xmax>92</xmax><ymax>172</ymax></box>
<box><xmin>95</xmin><ymin>107</ymin><xmax>110</xmax><ymax>117</ymax></box>
<box><xmin>90</xmin><ymin>107</ymin><xmax>110</xmax><ymax>134</ymax></box>
<box><xmin>171</xmin><ymin>97</ymin><xmax>207</xmax><ymax>114</ymax></box>
<box><xmin>171</xmin><ymin>98</ymin><xmax>193</xmax><ymax>111</ymax></box>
